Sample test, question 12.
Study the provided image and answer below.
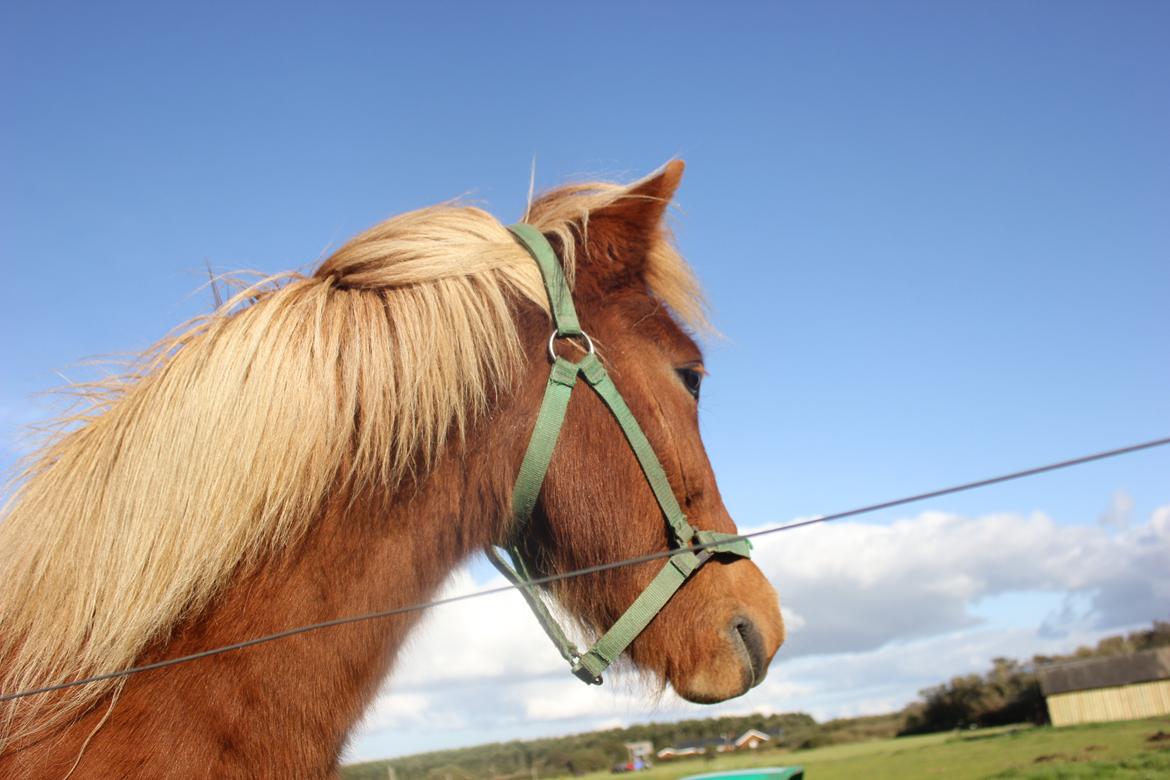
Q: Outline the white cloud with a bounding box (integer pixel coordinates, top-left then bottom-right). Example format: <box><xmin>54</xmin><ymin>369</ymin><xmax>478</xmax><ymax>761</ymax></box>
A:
<box><xmin>1098</xmin><ymin>488</ymin><xmax>1134</xmax><ymax>529</ymax></box>
<box><xmin>516</xmin><ymin>679</ymin><xmax>658</xmax><ymax>722</ymax></box>
<box><xmin>382</xmin><ymin>567</ymin><xmax>565</xmax><ymax>688</ymax></box>
<box><xmin>346</xmin><ymin>503</ymin><xmax>1170</xmax><ymax>763</ymax></box>
<box><xmin>749</xmin><ymin>505</ymin><xmax>1170</xmax><ymax>657</ymax></box>
<box><xmin>742</xmin><ymin>621</ymin><xmax>1129</xmax><ymax>722</ymax></box>
<box><xmin>362</xmin><ymin>692</ymin><xmax>431</xmax><ymax>731</ymax></box>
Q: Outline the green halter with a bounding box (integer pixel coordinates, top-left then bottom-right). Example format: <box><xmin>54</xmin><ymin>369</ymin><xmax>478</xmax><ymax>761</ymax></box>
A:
<box><xmin>487</xmin><ymin>224</ymin><xmax>752</xmax><ymax>685</ymax></box>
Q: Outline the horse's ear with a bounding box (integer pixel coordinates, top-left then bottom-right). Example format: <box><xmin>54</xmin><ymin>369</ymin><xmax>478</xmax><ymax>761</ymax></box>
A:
<box><xmin>582</xmin><ymin>160</ymin><xmax>684</xmax><ymax>283</ymax></box>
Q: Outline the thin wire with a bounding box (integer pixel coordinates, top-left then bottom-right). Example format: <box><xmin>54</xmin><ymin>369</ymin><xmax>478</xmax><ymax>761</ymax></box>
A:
<box><xmin>3</xmin><ymin>434</ymin><xmax>1168</xmax><ymax>703</ymax></box>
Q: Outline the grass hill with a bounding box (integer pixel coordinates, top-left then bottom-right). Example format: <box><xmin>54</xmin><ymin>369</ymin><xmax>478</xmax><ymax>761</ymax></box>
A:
<box><xmin>572</xmin><ymin>717</ymin><xmax>1170</xmax><ymax>780</ymax></box>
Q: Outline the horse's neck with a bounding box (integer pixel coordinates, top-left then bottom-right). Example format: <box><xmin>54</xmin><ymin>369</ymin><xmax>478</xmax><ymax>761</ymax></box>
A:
<box><xmin>13</xmin><ymin>445</ymin><xmax>513</xmax><ymax>778</ymax></box>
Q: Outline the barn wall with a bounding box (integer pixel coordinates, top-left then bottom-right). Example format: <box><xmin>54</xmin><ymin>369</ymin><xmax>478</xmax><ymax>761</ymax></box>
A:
<box><xmin>1046</xmin><ymin>679</ymin><xmax>1170</xmax><ymax>726</ymax></box>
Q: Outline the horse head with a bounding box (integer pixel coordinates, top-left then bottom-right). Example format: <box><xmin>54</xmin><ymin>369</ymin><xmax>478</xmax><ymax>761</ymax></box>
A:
<box><xmin>505</xmin><ymin>160</ymin><xmax>784</xmax><ymax>702</ymax></box>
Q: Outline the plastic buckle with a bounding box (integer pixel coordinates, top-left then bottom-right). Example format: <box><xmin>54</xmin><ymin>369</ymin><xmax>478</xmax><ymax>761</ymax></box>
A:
<box><xmin>570</xmin><ymin>655</ymin><xmax>604</xmax><ymax>685</ymax></box>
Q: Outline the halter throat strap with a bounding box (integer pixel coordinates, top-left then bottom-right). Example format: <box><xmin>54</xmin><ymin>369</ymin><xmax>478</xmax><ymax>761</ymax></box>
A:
<box><xmin>489</xmin><ymin>224</ymin><xmax>751</xmax><ymax>685</ymax></box>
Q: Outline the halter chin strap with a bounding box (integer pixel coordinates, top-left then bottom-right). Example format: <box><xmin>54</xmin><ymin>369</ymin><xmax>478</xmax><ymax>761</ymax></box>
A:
<box><xmin>487</xmin><ymin>223</ymin><xmax>751</xmax><ymax>685</ymax></box>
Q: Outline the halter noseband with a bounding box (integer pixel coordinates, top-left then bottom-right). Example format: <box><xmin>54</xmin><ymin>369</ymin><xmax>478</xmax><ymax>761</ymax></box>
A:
<box><xmin>487</xmin><ymin>224</ymin><xmax>751</xmax><ymax>685</ymax></box>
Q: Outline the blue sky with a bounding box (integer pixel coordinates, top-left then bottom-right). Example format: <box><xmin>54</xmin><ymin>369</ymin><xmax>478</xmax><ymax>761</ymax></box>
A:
<box><xmin>2</xmin><ymin>0</ymin><xmax>1168</xmax><ymax>762</ymax></box>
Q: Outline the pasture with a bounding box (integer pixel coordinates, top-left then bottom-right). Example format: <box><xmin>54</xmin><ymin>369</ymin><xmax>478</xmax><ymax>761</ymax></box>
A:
<box><xmin>564</xmin><ymin>718</ymin><xmax>1170</xmax><ymax>780</ymax></box>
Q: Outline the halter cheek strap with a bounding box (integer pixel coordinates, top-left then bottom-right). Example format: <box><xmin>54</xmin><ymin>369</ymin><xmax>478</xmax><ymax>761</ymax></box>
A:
<box><xmin>487</xmin><ymin>223</ymin><xmax>751</xmax><ymax>685</ymax></box>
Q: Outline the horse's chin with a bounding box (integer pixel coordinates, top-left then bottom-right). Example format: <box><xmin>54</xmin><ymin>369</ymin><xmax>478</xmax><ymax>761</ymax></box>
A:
<box><xmin>669</xmin><ymin>613</ymin><xmax>781</xmax><ymax>704</ymax></box>
<box><xmin>671</xmin><ymin>666</ymin><xmax>756</xmax><ymax>705</ymax></box>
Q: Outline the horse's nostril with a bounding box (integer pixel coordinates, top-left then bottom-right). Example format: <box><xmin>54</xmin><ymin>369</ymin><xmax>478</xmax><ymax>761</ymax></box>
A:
<box><xmin>731</xmin><ymin>616</ymin><xmax>768</xmax><ymax>688</ymax></box>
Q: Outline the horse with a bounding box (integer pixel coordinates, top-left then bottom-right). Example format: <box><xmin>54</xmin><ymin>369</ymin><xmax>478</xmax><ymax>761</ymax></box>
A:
<box><xmin>0</xmin><ymin>160</ymin><xmax>784</xmax><ymax>778</ymax></box>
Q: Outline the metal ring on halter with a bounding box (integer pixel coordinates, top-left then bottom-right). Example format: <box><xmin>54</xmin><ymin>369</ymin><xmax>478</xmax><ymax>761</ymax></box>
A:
<box><xmin>547</xmin><ymin>330</ymin><xmax>595</xmax><ymax>362</ymax></box>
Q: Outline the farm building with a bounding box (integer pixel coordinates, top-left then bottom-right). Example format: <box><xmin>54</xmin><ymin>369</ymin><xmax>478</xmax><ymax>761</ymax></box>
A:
<box><xmin>623</xmin><ymin>741</ymin><xmax>654</xmax><ymax>767</ymax></box>
<box><xmin>734</xmin><ymin>729</ymin><xmax>771</xmax><ymax>750</ymax></box>
<box><xmin>657</xmin><ymin>740</ymin><xmax>709</xmax><ymax>759</ymax></box>
<box><xmin>657</xmin><ymin>729</ymin><xmax>774</xmax><ymax>759</ymax></box>
<box><xmin>1037</xmin><ymin>647</ymin><xmax>1170</xmax><ymax>726</ymax></box>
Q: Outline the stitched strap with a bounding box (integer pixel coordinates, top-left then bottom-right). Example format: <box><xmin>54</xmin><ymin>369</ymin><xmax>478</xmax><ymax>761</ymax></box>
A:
<box><xmin>694</xmin><ymin>529</ymin><xmax>753</xmax><ymax>558</ymax></box>
<box><xmin>510</xmin><ymin>357</ymin><xmax>578</xmax><ymax>532</ymax></box>
<box><xmin>576</xmin><ymin>353</ymin><xmax>694</xmax><ymax>546</ymax></box>
<box><xmin>572</xmin><ymin>549</ymin><xmax>703</xmax><ymax>682</ymax></box>
<box><xmin>509</xmin><ymin>223</ymin><xmax>581</xmax><ymax>336</ymax></box>
<box><xmin>486</xmin><ymin>547</ymin><xmax>581</xmax><ymax>665</ymax></box>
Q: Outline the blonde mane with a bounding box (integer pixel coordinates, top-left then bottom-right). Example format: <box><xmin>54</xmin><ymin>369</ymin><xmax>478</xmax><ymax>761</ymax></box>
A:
<box><xmin>0</xmin><ymin>168</ymin><xmax>704</xmax><ymax>741</ymax></box>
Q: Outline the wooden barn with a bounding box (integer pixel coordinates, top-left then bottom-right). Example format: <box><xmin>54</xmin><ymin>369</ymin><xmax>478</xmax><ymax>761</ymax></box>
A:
<box><xmin>1037</xmin><ymin>647</ymin><xmax>1170</xmax><ymax>726</ymax></box>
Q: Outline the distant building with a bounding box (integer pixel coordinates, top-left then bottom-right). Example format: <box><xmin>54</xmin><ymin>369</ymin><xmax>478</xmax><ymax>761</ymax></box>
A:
<box><xmin>657</xmin><ymin>740</ymin><xmax>708</xmax><ymax>760</ymax></box>
<box><xmin>657</xmin><ymin>729</ymin><xmax>773</xmax><ymax>760</ymax></box>
<box><xmin>734</xmin><ymin>729</ymin><xmax>771</xmax><ymax>750</ymax></box>
<box><xmin>623</xmin><ymin>740</ymin><xmax>654</xmax><ymax>766</ymax></box>
<box><xmin>1037</xmin><ymin>647</ymin><xmax>1170</xmax><ymax>726</ymax></box>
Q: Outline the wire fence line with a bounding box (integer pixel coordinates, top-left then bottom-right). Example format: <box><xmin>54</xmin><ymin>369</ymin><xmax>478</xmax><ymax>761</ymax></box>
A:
<box><xmin>3</xmin><ymin>434</ymin><xmax>1168</xmax><ymax>703</ymax></box>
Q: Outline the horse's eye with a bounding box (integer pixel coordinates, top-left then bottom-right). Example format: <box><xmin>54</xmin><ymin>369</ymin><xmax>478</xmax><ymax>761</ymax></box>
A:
<box><xmin>676</xmin><ymin>366</ymin><xmax>703</xmax><ymax>400</ymax></box>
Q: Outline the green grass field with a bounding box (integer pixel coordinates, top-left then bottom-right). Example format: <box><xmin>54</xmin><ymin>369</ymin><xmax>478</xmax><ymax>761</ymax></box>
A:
<box><xmin>569</xmin><ymin>717</ymin><xmax>1170</xmax><ymax>780</ymax></box>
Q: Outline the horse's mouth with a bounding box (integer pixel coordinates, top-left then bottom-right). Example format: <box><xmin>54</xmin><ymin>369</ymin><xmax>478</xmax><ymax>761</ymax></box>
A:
<box><xmin>731</xmin><ymin>615</ymin><xmax>769</xmax><ymax>689</ymax></box>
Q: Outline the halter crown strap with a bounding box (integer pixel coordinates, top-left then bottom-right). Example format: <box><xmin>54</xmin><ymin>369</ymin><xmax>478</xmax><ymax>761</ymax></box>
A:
<box><xmin>508</xmin><ymin>223</ymin><xmax>581</xmax><ymax>337</ymax></box>
<box><xmin>489</xmin><ymin>224</ymin><xmax>751</xmax><ymax>685</ymax></box>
